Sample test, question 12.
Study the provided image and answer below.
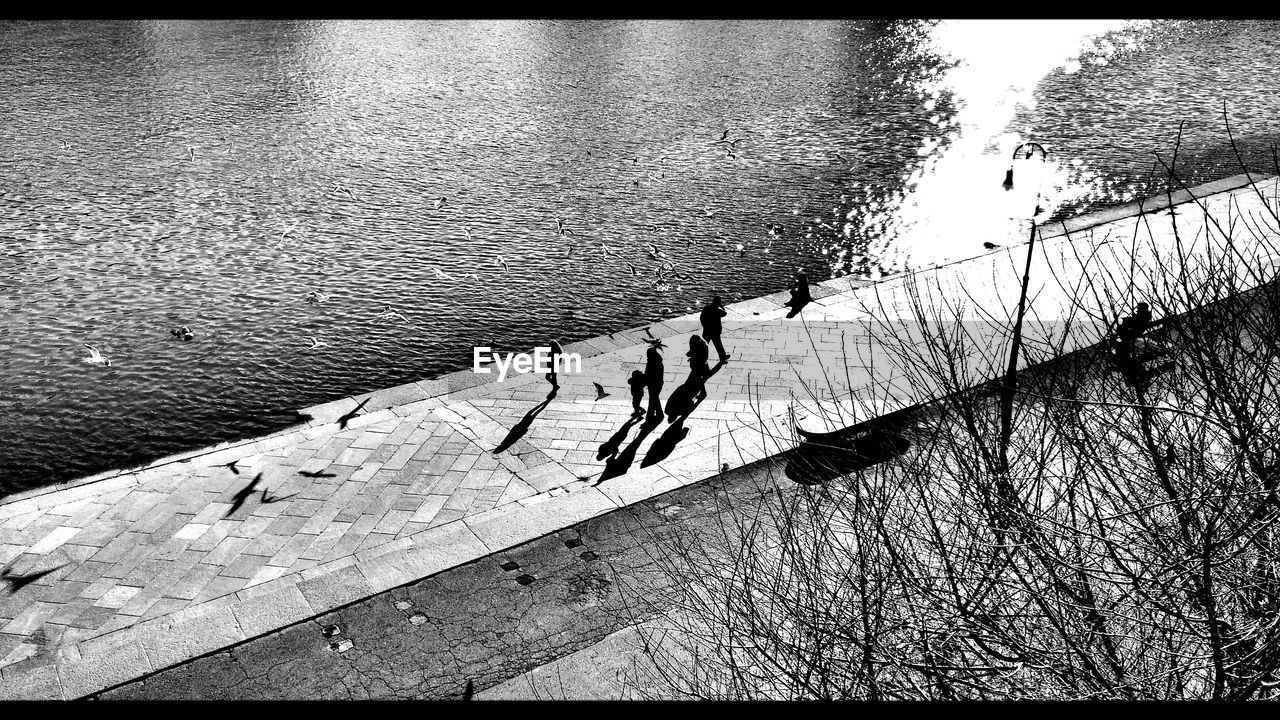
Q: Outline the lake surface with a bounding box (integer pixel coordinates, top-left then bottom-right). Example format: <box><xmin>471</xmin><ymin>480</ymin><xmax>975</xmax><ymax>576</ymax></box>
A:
<box><xmin>4</xmin><ymin>19</ymin><xmax>1280</xmax><ymax>495</ymax></box>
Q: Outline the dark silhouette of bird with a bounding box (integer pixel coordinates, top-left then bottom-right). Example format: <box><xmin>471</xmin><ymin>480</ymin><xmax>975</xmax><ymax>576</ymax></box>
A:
<box><xmin>2</xmin><ymin>563</ymin><xmax>64</xmax><ymax>594</ymax></box>
<box><xmin>625</xmin><ymin>261</ymin><xmax>640</xmax><ymax>277</ymax></box>
<box><xmin>261</xmin><ymin>488</ymin><xmax>297</xmax><ymax>504</ymax></box>
<box><xmin>716</xmin><ymin>129</ymin><xmax>729</xmax><ymax>142</ymax></box>
<box><xmin>463</xmin><ymin>679</ymin><xmax>475</xmax><ymax>700</ymax></box>
<box><xmin>298</xmin><ymin>469</ymin><xmax>338</xmax><ymax>478</ymax></box>
<box><xmin>643</xmin><ymin>326</ymin><xmax>656</xmax><ymax>341</ymax></box>
<box><xmin>643</xmin><ymin>338</ymin><xmax>666</xmax><ymax>351</ymax></box>
<box><xmin>433</xmin><ymin>196</ymin><xmax>447</xmax><ymax>211</ymax></box>
<box><xmin>593</xmin><ymin>382</ymin><xmax>609</xmax><ymax>401</ymax></box>
<box><xmin>495</xmin><ymin>255</ymin><xmax>509</xmax><ymax>273</ymax></box>
<box><xmin>565</xmin><ymin>245</ymin><xmax>575</xmax><ymax>258</ymax></box>
<box><xmin>337</xmin><ymin>397</ymin><xmax>372</xmax><ymax>430</ymax></box>
<box><xmin>225</xmin><ymin>473</ymin><xmax>264</xmax><ymax>518</ymax></box>
<box><xmin>983</xmin><ymin>242</ymin><xmax>1001</xmax><ymax>250</ymax></box>
<box><xmin>224</xmin><ymin>460</ymin><xmax>240</xmax><ymax>475</ymax></box>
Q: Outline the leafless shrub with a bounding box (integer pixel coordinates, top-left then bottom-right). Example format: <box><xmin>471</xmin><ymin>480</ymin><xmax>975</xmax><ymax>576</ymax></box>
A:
<box><xmin>629</xmin><ymin>123</ymin><xmax>1280</xmax><ymax>700</ymax></box>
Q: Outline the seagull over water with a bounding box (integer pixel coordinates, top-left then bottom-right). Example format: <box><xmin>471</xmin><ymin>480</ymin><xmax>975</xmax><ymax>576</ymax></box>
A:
<box><xmin>306</xmin><ymin>290</ymin><xmax>330</xmax><ymax>305</ymax></box>
<box><xmin>593</xmin><ymin>382</ymin><xmax>609</xmax><ymax>401</ymax></box>
<box><xmin>555</xmin><ymin>218</ymin><xmax>576</xmax><ymax>236</ymax></box>
<box><xmin>307</xmin><ymin>336</ymin><xmax>329</xmax><ymax>349</ymax></box>
<box><xmin>433</xmin><ymin>196</ymin><xmax>447</xmax><ymax>211</ymax></box>
<box><xmin>496</xmin><ymin>256</ymin><xmax>509</xmax><ymax>273</ymax></box>
<box><xmin>626</xmin><ymin>260</ymin><xmax>640</xmax><ymax>277</ymax></box>
<box><xmin>374</xmin><ymin>305</ymin><xmax>411</xmax><ymax>324</ymax></box>
<box><xmin>82</xmin><ymin>343</ymin><xmax>111</xmax><ymax>367</ymax></box>
<box><xmin>431</xmin><ymin>265</ymin><xmax>456</xmax><ymax>280</ymax></box>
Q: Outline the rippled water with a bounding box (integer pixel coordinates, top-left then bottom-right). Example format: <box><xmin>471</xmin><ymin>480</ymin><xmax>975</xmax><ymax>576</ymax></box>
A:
<box><xmin>3</xmin><ymin>19</ymin><xmax>1280</xmax><ymax>495</ymax></box>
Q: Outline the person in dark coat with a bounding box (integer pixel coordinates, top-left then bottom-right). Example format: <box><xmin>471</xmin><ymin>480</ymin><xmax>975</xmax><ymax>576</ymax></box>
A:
<box><xmin>644</xmin><ymin>344</ymin><xmax>665</xmax><ymax>422</ymax></box>
<box><xmin>699</xmin><ymin>296</ymin><xmax>730</xmax><ymax>363</ymax></box>
<box><xmin>785</xmin><ymin>269</ymin><xmax>812</xmax><ymax>318</ymax></box>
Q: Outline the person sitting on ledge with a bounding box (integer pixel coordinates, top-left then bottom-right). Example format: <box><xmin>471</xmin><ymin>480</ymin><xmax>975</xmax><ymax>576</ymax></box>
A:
<box><xmin>784</xmin><ymin>268</ymin><xmax>812</xmax><ymax>318</ymax></box>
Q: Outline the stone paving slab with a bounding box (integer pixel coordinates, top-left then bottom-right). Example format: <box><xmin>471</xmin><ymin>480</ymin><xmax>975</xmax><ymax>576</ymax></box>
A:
<box><xmin>0</xmin><ymin>173</ymin><xmax>1274</xmax><ymax>699</ymax></box>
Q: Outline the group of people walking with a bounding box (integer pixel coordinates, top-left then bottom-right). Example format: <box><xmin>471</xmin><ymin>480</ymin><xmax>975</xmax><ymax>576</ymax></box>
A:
<box><xmin>544</xmin><ymin>269</ymin><xmax>817</xmax><ymax>421</ymax></box>
<box><xmin>628</xmin><ymin>296</ymin><xmax>730</xmax><ymax>422</ymax></box>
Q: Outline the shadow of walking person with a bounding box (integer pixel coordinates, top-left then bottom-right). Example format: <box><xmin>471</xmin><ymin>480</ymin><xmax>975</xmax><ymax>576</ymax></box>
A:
<box><xmin>641</xmin><ymin>416</ymin><xmax>691</xmax><ymax>468</ymax></box>
<box><xmin>493</xmin><ymin>387</ymin><xmax>557</xmax><ymax>455</ymax></box>
<box><xmin>596</xmin><ymin>413</ymin><xmax>661</xmax><ymax>485</ymax></box>
<box><xmin>784</xmin><ymin>268</ymin><xmax>812</xmax><ymax>319</ymax></box>
<box><xmin>664</xmin><ymin>357</ymin><xmax>725</xmax><ymax>425</ymax></box>
<box><xmin>597</xmin><ymin>414</ymin><xmax>642</xmax><ymax>461</ymax></box>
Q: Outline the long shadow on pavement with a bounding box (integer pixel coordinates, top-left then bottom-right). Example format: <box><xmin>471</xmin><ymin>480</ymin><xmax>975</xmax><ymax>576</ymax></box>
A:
<box><xmin>493</xmin><ymin>388</ymin><xmax>557</xmax><ymax>455</ymax></box>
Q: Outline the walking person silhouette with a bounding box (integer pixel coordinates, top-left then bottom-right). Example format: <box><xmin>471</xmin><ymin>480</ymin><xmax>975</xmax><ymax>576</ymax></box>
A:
<box><xmin>644</xmin><ymin>344</ymin><xmax>665</xmax><ymax>423</ymax></box>
<box><xmin>700</xmin><ymin>296</ymin><xmax>730</xmax><ymax>363</ymax></box>
<box><xmin>545</xmin><ymin>339</ymin><xmax>563</xmax><ymax>390</ymax></box>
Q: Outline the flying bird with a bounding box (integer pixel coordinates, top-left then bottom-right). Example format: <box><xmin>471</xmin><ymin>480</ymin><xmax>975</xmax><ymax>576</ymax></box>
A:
<box><xmin>82</xmin><ymin>343</ymin><xmax>111</xmax><ymax>366</ymax></box>
<box><xmin>225</xmin><ymin>473</ymin><xmax>264</xmax><ymax>518</ymax></box>
<box><xmin>337</xmin><ymin>397</ymin><xmax>372</xmax><ymax>430</ymax></box>
<box><xmin>496</xmin><ymin>256</ymin><xmax>509</xmax><ymax>273</ymax></box>
<box><xmin>983</xmin><ymin>242</ymin><xmax>1001</xmax><ymax>250</ymax></box>
<box><xmin>702</xmin><ymin>207</ymin><xmax>719</xmax><ymax>217</ymax></box>
<box><xmin>600</xmin><ymin>243</ymin><xmax>613</xmax><ymax>257</ymax></box>
<box><xmin>306</xmin><ymin>290</ymin><xmax>330</xmax><ymax>305</ymax></box>
<box><xmin>307</xmin><ymin>336</ymin><xmax>329</xmax><ymax>349</ymax></box>
<box><xmin>187</xmin><ymin>146</ymin><xmax>195</xmax><ymax>161</ymax></box>
<box><xmin>224</xmin><ymin>460</ymin><xmax>240</xmax><ymax>475</ymax></box>
<box><xmin>716</xmin><ymin>129</ymin><xmax>730</xmax><ymax>142</ymax></box>
<box><xmin>593</xmin><ymin>382</ymin><xmax>609</xmax><ymax>401</ymax></box>
<box><xmin>297</xmin><ymin>470</ymin><xmax>338</xmax><ymax>478</ymax></box>
<box><xmin>565</xmin><ymin>245</ymin><xmax>575</xmax><ymax>258</ymax></box>
<box><xmin>433</xmin><ymin>196</ymin><xmax>447</xmax><ymax>210</ymax></box>
<box><xmin>60</xmin><ymin>139</ymin><xmax>72</xmax><ymax>151</ymax></box>
<box><xmin>625</xmin><ymin>261</ymin><xmax>640</xmax><ymax>277</ymax></box>
<box><xmin>463</xmin><ymin>225</ymin><xmax>473</xmax><ymax>240</ymax></box>
<box><xmin>430</xmin><ymin>265</ymin><xmax>456</xmax><ymax>280</ymax></box>
<box><xmin>374</xmin><ymin>305</ymin><xmax>411</xmax><ymax>324</ymax></box>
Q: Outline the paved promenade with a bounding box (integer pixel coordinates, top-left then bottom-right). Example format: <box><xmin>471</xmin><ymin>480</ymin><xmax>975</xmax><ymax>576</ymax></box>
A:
<box><xmin>1</xmin><ymin>173</ymin><xmax>1276</xmax><ymax>699</ymax></box>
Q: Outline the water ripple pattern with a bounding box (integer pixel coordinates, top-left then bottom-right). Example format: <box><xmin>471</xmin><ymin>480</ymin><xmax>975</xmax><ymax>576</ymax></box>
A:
<box><xmin>3</xmin><ymin>19</ymin><xmax>1280</xmax><ymax>494</ymax></box>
